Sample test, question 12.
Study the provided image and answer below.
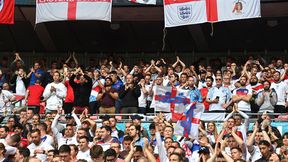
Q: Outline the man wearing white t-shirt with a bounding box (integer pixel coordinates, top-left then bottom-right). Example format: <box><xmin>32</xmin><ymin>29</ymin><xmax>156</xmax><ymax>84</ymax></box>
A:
<box><xmin>77</xmin><ymin>136</ymin><xmax>92</xmax><ymax>162</ymax></box>
<box><xmin>27</xmin><ymin>129</ymin><xmax>54</xmax><ymax>161</ymax></box>
<box><xmin>232</xmin><ymin>76</ymin><xmax>252</xmax><ymax>112</ymax></box>
<box><xmin>271</xmin><ymin>71</ymin><xmax>288</xmax><ymax>113</ymax></box>
<box><xmin>43</xmin><ymin>71</ymin><xmax>67</xmax><ymax>113</ymax></box>
<box><xmin>37</xmin><ymin>123</ymin><xmax>54</xmax><ymax>146</ymax></box>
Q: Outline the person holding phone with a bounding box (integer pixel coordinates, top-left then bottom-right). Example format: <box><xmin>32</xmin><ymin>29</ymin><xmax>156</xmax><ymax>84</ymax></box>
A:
<box><xmin>206</xmin><ymin>76</ymin><xmax>232</xmax><ymax>112</ymax></box>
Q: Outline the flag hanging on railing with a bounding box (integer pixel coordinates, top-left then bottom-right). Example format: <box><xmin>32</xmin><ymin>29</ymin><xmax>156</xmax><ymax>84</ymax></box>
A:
<box><xmin>36</xmin><ymin>0</ymin><xmax>112</xmax><ymax>24</ymax></box>
<box><xmin>129</xmin><ymin>0</ymin><xmax>156</xmax><ymax>5</ymax></box>
<box><xmin>0</xmin><ymin>0</ymin><xmax>15</xmax><ymax>24</ymax></box>
<box><xmin>164</xmin><ymin>0</ymin><xmax>261</xmax><ymax>27</ymax></box>
<box><xmin>154</xmin><ymin>86</ymin><xmax>190</xmax><ymax>114</ymax></box>
<box><xmin>174</xmin><ymin>102</ymin><xmax>204</xmax><ymax>138</ymax></box>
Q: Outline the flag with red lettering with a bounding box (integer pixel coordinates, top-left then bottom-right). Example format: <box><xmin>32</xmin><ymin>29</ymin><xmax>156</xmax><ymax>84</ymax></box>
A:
<box><xmin>174</xmin><ymin>102</ymin><xmax>204</xmax><ymax>138</ymax></box>
<box><xmin>0</xmin><ymin>0</ymin><xmax>14</xmax><ymax>24</ymax></box>
<box><xmin>154</xmin><ymin>86</ymin><xmax>190</xmax><ymax>113</ymax></box>
<box><xmin>129</xmin><ymin>0</ymin><xmax>156</xmax><ymax>5</ymax></box>
<box><xmin>36</xmin><ymin>0</ymin><xmax>112</xmax><ymax>24</ymax></box>
<box><xmin>164</xmin><ymin>0</ymin><xmax>260</xmax><ymax>27</ymax></box>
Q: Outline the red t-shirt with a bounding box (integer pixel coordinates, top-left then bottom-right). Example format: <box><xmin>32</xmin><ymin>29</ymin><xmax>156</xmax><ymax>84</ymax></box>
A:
<box><xmin>27</xmin><ymin>85</ymin><xmax>44</xmax><ymax>106</ymax></box>
<box><xmin>65</xmin><ymin>80</ymin><xmax>74</xmax><ymax>103</ymax></box>
<box><xmin>200</xmin><ymin>87</ymin><xmax>210</xmax><ymax>111</ymax></box>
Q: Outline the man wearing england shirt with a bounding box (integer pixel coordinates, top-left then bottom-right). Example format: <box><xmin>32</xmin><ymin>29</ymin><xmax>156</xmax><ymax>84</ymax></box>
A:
<box><xmin>206</xmin><ymin>76</ymin><xmax>232</xmax><ymax>112</ymax></box>
<box><xmin>271</xmin><ymin>71</ymin><xmax>288</xmax><ymax>113</ymax></box>
<box><xmin>232</xmin><ymin>76</ymin><xmax>252</xmax><ymax>112</ymax></box>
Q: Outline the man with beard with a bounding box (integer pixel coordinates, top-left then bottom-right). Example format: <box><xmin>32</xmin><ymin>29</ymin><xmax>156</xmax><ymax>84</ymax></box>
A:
<box><xmin>256</xmin><ymin>80</ymin><xmax>277</xmax><ymax>113</ymax></box>
<box><xmin>271</xmin><ymin>71</ymin><xmax>288</xmax><ymax>113</ymax></box>
<box><xmin>200</xmin><ymin>76</ymin><xmax>213</xmax><ymax>111</ymax></box>
<box><xmin>249</xmin><ymin>75</ymin><xmax>263</xmax><ymax>112</ymax></box>
<box><xmin>97</xmin><ymin>77</ymin><xmax>118</xmax><ymax>114</ymax></box>
<box><xmin>232</xmin><ymin>76</ymin><xmax>252</xmax><ymax>112</ymax></box>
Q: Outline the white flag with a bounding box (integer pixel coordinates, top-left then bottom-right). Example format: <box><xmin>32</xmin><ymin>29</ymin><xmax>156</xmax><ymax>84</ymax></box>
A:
<box><xmin>207</xmin><ymin>0</ymin><xmax>261</xmax><ymax>23</ymax></box>
<box><xmin>36</xmin><ymin>0</ymin><xmax>112</xmax><ymax>24</ymax></box>
<box><xmin>164</xmin><ymin>0</ymin><xmax>207</xmax><ymax>27</ymax></box>
<box><xmin>164</xmin><ymin>0</ymin><xmax>261</xmax><ymax>28</ymax></box>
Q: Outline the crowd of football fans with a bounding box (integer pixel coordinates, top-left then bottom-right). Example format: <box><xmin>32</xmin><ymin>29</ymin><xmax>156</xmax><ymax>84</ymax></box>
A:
<box><xmin>0</xmin><ymin>52</ymin><xmax>287</xmax><ymax>162</ymax></box>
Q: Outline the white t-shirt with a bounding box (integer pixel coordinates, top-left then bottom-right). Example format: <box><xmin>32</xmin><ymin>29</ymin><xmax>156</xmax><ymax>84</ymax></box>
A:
<box><xmin>43</xmin><ymin>82</ymin><xmax>67</xmax><ymax>111</ymax></box>
<box><xmin>41</xmin><ymin>135</ymin><xmax>54</xmax><ymax>146</ymax></box>
<box><xmin>271</xmin><ymin>81</ymin><xmax>288</xmax><ymax>106</ymax></box>
<box><xmin>77</xmin><ymin>149</ymin><xmax>92</xmax><ymax>162</ymax></box>
<box><xmin>16</xmin><ymin>76</ymin><xmax>26</xmax><ymax>96</ymax></box>
<box><xmin>0</xmin><ymin>90</ymin><xmax>15</xmax><ymax>113</ymax></box>
<box><xmin>27</xmin><ymin>142</ymin><xmax>54</xmax><ymax>162</ymax></box>
<box><xmin>138</xmin><ymin>84</ymin><xmax>151</xmax><ymax>108</ymax></box>
<box><xmin>233</xmin><ymin>86</ymin><xmax>252</xmax><ymax>111</ymax></box>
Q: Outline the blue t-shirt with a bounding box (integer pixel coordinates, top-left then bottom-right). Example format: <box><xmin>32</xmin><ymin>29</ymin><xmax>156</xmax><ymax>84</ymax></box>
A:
<box><xmin>29</xmin><ymin>69</ymin><xmax>44</xmax><ymax>85</ymax></box>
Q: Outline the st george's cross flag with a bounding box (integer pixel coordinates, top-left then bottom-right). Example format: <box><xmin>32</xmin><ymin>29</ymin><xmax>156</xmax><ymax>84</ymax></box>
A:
<box><xmin>164</xmin><ymin>0</ymin><xmax>261</xmax><ymax>27</ymax></box>
<box><xmin>129</xmin><ymin>0</ymin><xmax>156</xmax><ymax>5</ymax></box>
<box><xmin>154</xmin><ymin>86</ymin><xmax>190</xmax><ymax>114</ymax></box>
<box><xmin>0</xmin><ymin>0</ymin><xmax>14</xmax><ymax>24</ymax></box>
<box><xmin>36</xmin><ymin>0</ymin><xmax>112</xmax><ymax>24</ymax></box>
<box><xmin>174</xmin><ymin>102</ymin><xmax>204</xmax><ymax>138</ymax></box>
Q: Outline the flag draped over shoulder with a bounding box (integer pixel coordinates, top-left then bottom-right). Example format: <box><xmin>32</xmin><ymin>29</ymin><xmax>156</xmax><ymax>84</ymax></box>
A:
<box><xmin>36</xmin><ymin>0</ymin><xmax>112</xmax><ymax>24</ymax></box>
<box><xmin>174</xmin><ymin>102</ymin><xmax>204</xmax><ymax>139</ymax></box>
<box><xmin>164</xmin><ymin>0</ymin><xmax>261</xmax><ymax>27</ymax></box>
<box><xmin>0</xmin><ymin>0</ymin><xmax>14</xmax><ymax>24</ymax></box>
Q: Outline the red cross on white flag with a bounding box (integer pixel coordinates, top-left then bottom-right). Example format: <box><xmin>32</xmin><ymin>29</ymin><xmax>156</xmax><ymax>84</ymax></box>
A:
<box><xmin>36</xmin><ymin>0</ymin><xmax>112</xmax><ymax>24</ymax></box>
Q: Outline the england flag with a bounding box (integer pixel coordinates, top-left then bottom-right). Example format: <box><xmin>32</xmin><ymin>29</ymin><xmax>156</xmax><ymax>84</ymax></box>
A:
<box><xmin>36</xmin><ymin>0</ymin><xmax>112</xmax><ymax>24</ymax></box>
<box><xmin>164</xmin><ymin>0</ymin><xmax>207</xmax><ymax>27</ymax></box>
<box><xmin>154</xmin><ymin>86</ymin><xmax>190</xmax><ymax>113</ymax></box>
<box><xmin>174</xmin><ymin>102</ymin><xmax>204</xmax><ymax>139</ymax></box>
<box><xmin>164</xmin><ymin>0</ymin><xmax>261</xmax><ymax>27</ymax></box>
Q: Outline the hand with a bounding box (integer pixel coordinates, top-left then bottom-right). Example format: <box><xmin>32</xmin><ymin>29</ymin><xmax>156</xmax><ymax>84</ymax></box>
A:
<box><xmin>109</xmin><ymin>61</ymin><xmax>113</xmax><ymax>66</ymax></box>
<box><xmin>125</xmin><ymin>84</ymin><xmax>129</xmax><ymax>90</ymax></box>
<box><xmin>262</xmin><ymin>91</ymin><xmax>266</xmax><ymax>97</ymax></box>
<box><xmin>129</xmin><ymin>140</ymin><xmax>136</xmax><ymax>153</ymax></box>
<box><xmin>119</xmin><ymin>62</ymin><xmax>123</xmax><ymax>68</ymax></box>
<box><xmin>176</xmin><ymin>56</ymin><xmax>179</xmax><ymax>61</ymax></box>
<box><xmin>143</xmin><ymin>137</ymin><xmax>149</xmax><ymax>149</ymax></box>
<box><xmin>220</xmin><ymin>139</ymin><xmax>227</xmax><ymax>151</ymax></box>
<box><xmin>71</xmin><ymin>108</ymin><xmax>76</xmax><ymax>114</ymax></box>
<box><xmin>151</xmin><ymin>59</ymin><xmax>155</xmax><ymax>65</ymax></box>
<box><xmin>153</xmin><ymin>116</ymin><xmax>159</xmax><ymax>124</ymax></box>
<box><xmin>222</xmin><ymin>121</ymin><xmax>228</xmax><ymax>130</ymax></box>
<box><xmin>213</xmin><ymin>98</ymin><xmax>219</xmax><ymax>104</ymax></box>
<box><xmin>199</xmin><ymin>140</ymin><xmax>209</xmax><ymax>147</ymax></box>
<box><xmin>231</xmin><ymin>127</ymin><xmax>237</xmax><ymax>134</ymax></box>
<box><xmin>50</xmin><ymin>86</ymin><xmax>56</xmax><ymax>92</ymax></box>
<box><xmin>34</xmin><ymin>149</ymin><xmax>44</xmax><ymax>154</ymax></box>
<box><xmin>253</xmin><ymin>121</ymin><xmax>259</xmax><ymax>132</ymax></box>
<box><xmin>222</xmin><ymin>103</ymin><xmax>229</xmax><ymax>109</ymax></box>
<box><xmin>30</xmin><ymin>68</ymin><xmax>35</xmax><ymax>73</ymax></box>
<box><xmin>156</xmin><ymin>60</ymin><xmax>161</xmax><ymax>65</ymax></box>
